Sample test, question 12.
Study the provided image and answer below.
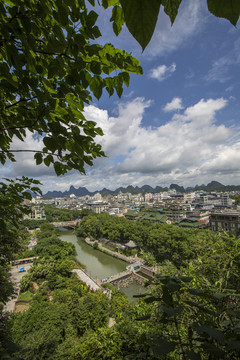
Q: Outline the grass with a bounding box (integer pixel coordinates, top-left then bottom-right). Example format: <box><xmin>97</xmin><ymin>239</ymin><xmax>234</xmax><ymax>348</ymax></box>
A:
<box><xmin>17</xmin><ymin>290</ymin><xmax>34</xmax><ymax>301</ymax></box>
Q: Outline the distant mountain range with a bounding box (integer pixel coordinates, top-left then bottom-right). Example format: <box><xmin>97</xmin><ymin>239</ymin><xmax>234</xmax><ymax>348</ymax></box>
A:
<box><xmin>43</xmin><ymin>181</ymin><xmax>240</xmax><ymax>198</ymax></box>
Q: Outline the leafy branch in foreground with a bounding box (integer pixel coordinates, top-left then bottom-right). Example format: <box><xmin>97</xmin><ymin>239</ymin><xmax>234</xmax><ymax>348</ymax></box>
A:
<box><xmin>0</xmin><ymin>177</ymin><xmax>41</xmax><ymax>261</ymax></box>
<box><xmin>137</xmin><ymin>276</ymin><xmax>240</xmax><ymax>359</ymax></box>
<box><xmin>0</xmin><ymin>177</ymin><xmax>41</xmax><ymax>304</ymax></box>
<box><xmin>0</xmin><ymin>0</ymin><xmax>143</xmax><ymax>176</ymax></box>
<box><xmin>104</xmin><ymin>0</ymin><xmax>240</xmax><ymax>51</ymax></box>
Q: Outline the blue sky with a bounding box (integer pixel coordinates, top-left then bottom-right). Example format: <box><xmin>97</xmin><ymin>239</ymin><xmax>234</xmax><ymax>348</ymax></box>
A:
<box><xmin>3</xmin><ymin>1</ymin><xmax>240</xmax><ymax>192</ymax></box>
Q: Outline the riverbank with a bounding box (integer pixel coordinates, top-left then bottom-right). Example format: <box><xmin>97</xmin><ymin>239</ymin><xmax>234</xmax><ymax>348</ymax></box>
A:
<box><xmin>83</xmin><ymin>237</ymin><xmax>143</xmax><ymax>264</ymax></box>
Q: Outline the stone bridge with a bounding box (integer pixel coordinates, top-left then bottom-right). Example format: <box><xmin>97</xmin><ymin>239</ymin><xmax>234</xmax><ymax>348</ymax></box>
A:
<box><xmin>52</xmin><ymin>219</ymin><xmax>80</xmax><ymax>228</ymax></box>
<box><xmin>106</xmin><ymin>265</ymin><xmax>155</xmax><ymax>289</ymax></box>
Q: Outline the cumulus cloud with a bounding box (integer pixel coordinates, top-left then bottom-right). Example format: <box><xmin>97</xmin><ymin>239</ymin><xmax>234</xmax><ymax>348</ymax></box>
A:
<box><xmin>2</xmin><ymin>96</ymin><xmax>240</xmax><ymax>192</ymax></box>
<box><xmin>3</xmin><ymin>131</ymin><xmax>57</xmax><ymax>178</ymax></box>
<box><xmin>81</xmin><ymin>96</ymin><xmax>238</xmax><ymax>190</ymax></box>
<box><xmin>163</xmin><ymin>97</ymin><xmax>183</xmax><ymax>112</ymax></box>
<box><xmin>149</xmin><ymin>63</ymin><xmax>176</xmax><ymax>82</ymax></box>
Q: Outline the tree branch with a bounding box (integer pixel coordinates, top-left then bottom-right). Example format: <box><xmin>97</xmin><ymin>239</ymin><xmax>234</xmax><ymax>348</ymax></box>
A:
<box><xmin>5</xmin><ymin>96</ymin><xmax>37</xmax><ymax>110</ymax></box>
<box><xmin>0</xmin><ymin>150</ymin><xmax>58</xmax><ymax>156</ymax></box>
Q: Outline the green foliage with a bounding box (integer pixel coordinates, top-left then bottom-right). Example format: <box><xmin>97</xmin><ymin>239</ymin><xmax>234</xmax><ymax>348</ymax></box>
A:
<box><xmin>92</xmin><ymin>241</ymin><xmax>98</xmax><ymax>249</ymax></box>
<box><xmin>21</xmin><ymin>219</ymin><xmax>47</xmax><ymax>229</ymax></box>
<box><xmin>0</xmin><ymin>177</ymin><xmax>41</xmax><ymax>263</ymax></box>
<box><xmin>119</xmin><ymin>0</ymin><xmax>161</xmax><ymax>51</ymax></box>
<box><xmin>74</xmin><ymin>327</ymin><xmax>122</xmax><ymax>359</ymax></box>
<box><xmin>0</xmin><ymin>0</ymin><xmax>142</xmax><ymax>176</ymax></box>
<box><xmin>139</xmin><ymin>276</ymin><xmax>240</xmax><ymax>359</ymax></box>
<box><xmin>44</xmin><ymin>205</ymin><xmax>82</xmax><ymax>222</ymax></box>
<box><xmin>0</xmin><ymin>177</ymin><xmax>40</xmax><ymax>304</ymax></box>
<box><xmin>207</xmin><ymin>0</ymin><xmax>240</xmax><ymax>26</ymax></box>
<box><xmin>104</xmin><ymin>0</ymin><xmax>240</xmax><ymax>51</ymax></box>
<box><xmin>0</xmin><ymin>264</ymin><xmax>14</xmax><ymax>303</ymax></box>
<box><xmin>34</xmin><ymin>235</ymin><xmax>76</xmax><ymax>259</ymax></box>
<box><xmin>17</xmin><ymin>290</ymin><xmax>34</xmax><ymax>302</ymax></box>
<box><xmin>9</xmin><ymin>224</ymin><xmax>111</xmax><ymax>359</ymax></box>
<box><xmin>20</xmin><ymin>273</ymin><xmax>33</xmax><ymax>292</ymax></box>
<box><xmin>72</xmin><ymin>291</ymin><xmax>109</xmax><ymax>335</ymax></box>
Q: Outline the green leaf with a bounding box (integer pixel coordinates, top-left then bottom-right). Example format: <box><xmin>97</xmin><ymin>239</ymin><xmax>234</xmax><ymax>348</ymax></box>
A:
<box><xmin>44</xmin><ymin>155</ymin><xmax>54</xmax><ymax>167</ymax></box>
<box><xmin>90</xmin><ymin>61</ymin><xmax>102</xmax><ymax>75</ymax></box>
<box><xmin>162</xmin><ymin>0</ymin><xmax>182</xmax><ymax>25</ymax></box>
<box><xmin>119</xmin><ymin>0</ymin><xmax>161</xmax><ymax>51</ymax></box>
<box><xmin>196</xmin><ymin>326</ymin><xmax>225</xmax><ymax>343</ymax></box>
<box><xmin>34</xmin><ymin>153</ymin><xmax>43</xmax><ymax>165</ymax></box>
<box><xmin>160</xmin><ymin>305</ymin><xmax>182</xmax><ymax>317</ymax></box>
<box><xmin>202</xmin><ymin>343</ymin><xmax>225</xmax><ymax>358</ymax></box>
<box><xmin>208</xmin><ymin>0</ymin><xmax>240</xmax><ymax>26</ymax></box>
<box><xmin>227</xmin><ymin>340</ymin><xmax>240</xmax><ymax>350</ymax></box>
<box><xmin>148</xmin><ymin>336</ymin><xmax>176</xmax><ymax>356</ymax></box>
<box><xmin>166</xmin><ymin>280</ymin><xmax>181</xmax><ymax>292</ymax></box>
<box><xmin>54</xmin><ymin>161</ymin><xmax>64</xmax><ymax>176</ymax></box>
<box><xmin>90</xmin><ymin>76</ymin><xmax>103</xmax><ymax>99</ymax></box>
<box><xmin>86</xmin><ymin>10</ymin><xmax>99</xmax><ymax>27</ymax></box>
<box><xmin>58</xmin><ymin>4</ymin><xmax>69</xmax><ymax>26</ymax></box>
<box><xmin>144</xmin><ymin>296</ymin><xmax>158</xmax><ymax>304</ymax></box>
<box><xmin>135</xmin><ymin>314</ymin><xmax>151</xmax><ymax>321</ymax></box>
<box><xmin>88</xmin><ymin>0</ymin><xmax>95</xmax><ymax>6</ymax></box>
<box><xmin>111</xmin><ymin>5</ymin><xmax>124</xmax><ymax>36</ymax></box>
<box><xmin>43</xmin><ymin>137</ymin><xmax>58</xmax><ymax>152</ymax></box>
<box><xmin>22</xmin><ymin>191</ymin><xmax>32</xmax><ymax>200</ymax></box>
<box><xmin>186</xmin><ymin>350</ymin><xmax>201</xmax><ymax>360</ymax></box>
<box><xmin>42</xmin><ymin>79</ymin><xmax>56</xmax><ymax>94</ymax></box>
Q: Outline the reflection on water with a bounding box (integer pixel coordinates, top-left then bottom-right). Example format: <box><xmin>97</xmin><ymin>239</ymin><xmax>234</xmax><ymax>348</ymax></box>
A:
<box><xmin>60</xmin><ymin>230</ymin><xmax>146</xmax><ymax>301</ymax></box>
<box><xmin>60</xmin><ymin>231</ymin><xmax>126</xmax><ymax>280</ymax></box>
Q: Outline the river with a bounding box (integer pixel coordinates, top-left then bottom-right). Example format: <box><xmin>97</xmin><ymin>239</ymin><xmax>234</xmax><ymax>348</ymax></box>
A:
<box><xmin>60</xmin><ymin>230</ymin><xmax>145</xmax><ymax>301</ymax></box>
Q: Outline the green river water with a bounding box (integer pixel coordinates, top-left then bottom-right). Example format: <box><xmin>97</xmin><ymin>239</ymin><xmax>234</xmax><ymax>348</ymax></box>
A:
<box><xmin>59</xmin><ymin>230</ymin><xmax>145</xmax><ymax>301</ymax></box>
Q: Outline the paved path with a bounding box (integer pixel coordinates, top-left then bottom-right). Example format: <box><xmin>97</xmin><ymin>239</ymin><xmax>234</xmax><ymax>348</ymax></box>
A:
<box><xmin>85</xmin><ymin>238</ymin><xmax>136</xmax><ymax>263</ymax></box>
<box><xmin>72</xmin><ymin>269</ymin><xmax>100</xmax><ymax>292</ymax></box>
<box><xmin>4</xmin><ymin>263</ymin><xmax>32</xmax><ymax>312</ymax></box>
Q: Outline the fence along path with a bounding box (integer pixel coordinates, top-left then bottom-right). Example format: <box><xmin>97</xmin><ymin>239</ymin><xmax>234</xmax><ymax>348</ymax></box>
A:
<box><xmin>72</xmin><ymin>269</ymin><xmax>100</xmax><ymax>291</ymax></box>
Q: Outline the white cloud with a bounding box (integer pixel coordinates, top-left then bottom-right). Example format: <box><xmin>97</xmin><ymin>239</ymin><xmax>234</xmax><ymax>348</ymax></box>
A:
<box><xmin>163</xmin><ymin>97</ymin><xmax>183</xmax><ymax>112</ymax></box>
<box><xmin>4</xmin><ymin>131</ymin><xmax>57</xmax><ymax>178</ymax></box>
<box><xmin>81</xmin><ymin>96</ymin><xmax>237</xmax><ymax>190</ymax></box>
<box><xmin>145</xmin><ymin>0</ymin><xmax>205</xmax><ymax>57</ymax></box>
<box><xmin>2</xmin><ymin>96</ymin><xmax>240</xmax><ymax>193</ymax></box>
<box><xmin>205</xmin><ymin>37</ymin><xmax>240</xmax><ymax>83</ymax></box>
<box><xmin>173</xmin><ymin>98</ymin><xmax>228</xmax><ymax>126</ymax></box>
<box><xmin>149</xmin><ymin>63</ymin><xmax>176</xmax><ymax>82</ymax></box>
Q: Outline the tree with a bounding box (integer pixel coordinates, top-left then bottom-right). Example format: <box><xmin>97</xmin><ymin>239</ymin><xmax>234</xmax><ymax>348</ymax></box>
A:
<box><xmin>0</xmin><ymin>0</ymin><xmax>142</xmax><ymax>176</ymax></box>
<box><xmin>0</xmin><ymin>177</ymin><xmax>41</xmax><ymax>303</ymax></box>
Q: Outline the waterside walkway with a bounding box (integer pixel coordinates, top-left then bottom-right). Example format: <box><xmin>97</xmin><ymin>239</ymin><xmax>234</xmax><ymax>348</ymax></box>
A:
<box><xmin>84</xmin><ymin>237</ymin><xmax>141</xmax><ymax>264</ymax></box>
<box><xmin>72</xmin><ymin>269</ymin><xmax>100</xmax><ymax>291</ymax></box>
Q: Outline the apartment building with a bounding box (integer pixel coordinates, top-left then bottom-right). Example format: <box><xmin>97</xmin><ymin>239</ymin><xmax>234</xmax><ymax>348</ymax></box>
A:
<box><xmin>209</xmin><ymin>210</ymin><xmax>240</xmax><ymax>232</ymax></box>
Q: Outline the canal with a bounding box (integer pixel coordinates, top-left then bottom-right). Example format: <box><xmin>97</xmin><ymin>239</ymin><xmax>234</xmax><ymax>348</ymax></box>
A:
<box><xmin>60</xmin><ymin>230</ymin><xmax>146</xmax><ymax>300</ymax></box>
